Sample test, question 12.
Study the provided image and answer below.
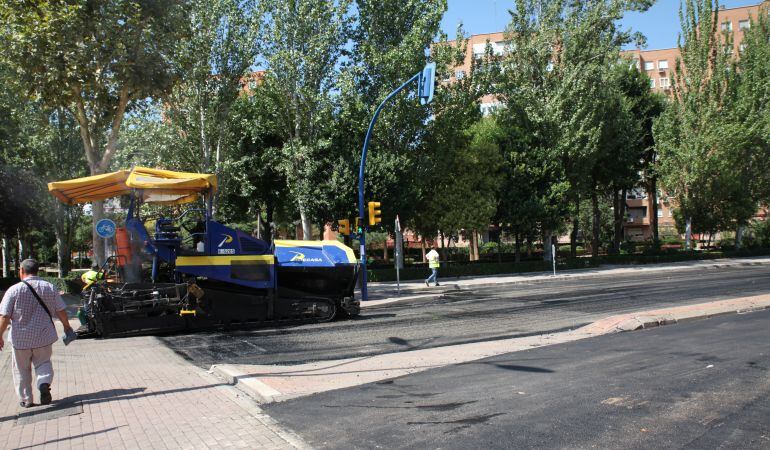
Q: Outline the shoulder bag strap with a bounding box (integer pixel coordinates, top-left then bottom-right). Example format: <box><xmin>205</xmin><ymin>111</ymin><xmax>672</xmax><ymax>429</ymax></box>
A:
<box><xmin>21</xmin><ymin>280</ymin><xmax>54</xmax><ymax>324</ymax></box>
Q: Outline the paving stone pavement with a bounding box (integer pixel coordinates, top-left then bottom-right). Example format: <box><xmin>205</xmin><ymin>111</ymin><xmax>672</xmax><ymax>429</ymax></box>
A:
<box><xmin>0</xmin><ymin>321</ymin><xmax>308</xmax><ymax>450</ymax></box>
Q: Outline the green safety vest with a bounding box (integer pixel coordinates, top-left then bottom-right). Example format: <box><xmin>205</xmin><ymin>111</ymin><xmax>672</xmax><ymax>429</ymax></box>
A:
<box><xmin>429</xmin><ymin>258</ymin><xmax>440</xmax><ymax>269</ymax></box>
<box><xmin>81</xmin><ymin>270</ymin><xmax>104</xmax><ymax>288</ymax></box>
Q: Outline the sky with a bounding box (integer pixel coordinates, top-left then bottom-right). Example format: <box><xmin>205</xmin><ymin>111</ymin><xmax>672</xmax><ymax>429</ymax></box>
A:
<box><xmin>442</xmin><ymin>0</ymin><xmax>762</xmax><ymax>50</ymax></box>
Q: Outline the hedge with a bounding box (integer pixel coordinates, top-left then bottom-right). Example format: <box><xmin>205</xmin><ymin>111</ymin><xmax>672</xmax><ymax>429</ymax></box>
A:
<box><xmin>367</xmin><ymin>258</ymin><xmax>598</xmax><ymax>282</ymax></box>
<box><xmin>0</xmin><ymin>275</ymin><xmax>81</xmax><ymax>294</ymax></box>
<box><xmin>367</xmin><ymin>247</ymin><xmax>770</xmax><ymax>282</ymax></box>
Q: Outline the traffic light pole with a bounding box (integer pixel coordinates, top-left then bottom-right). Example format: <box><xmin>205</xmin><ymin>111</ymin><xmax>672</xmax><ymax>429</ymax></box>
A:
<box><xmin>358</xmin><ymin>72</ymin><xmax>421</xmax><ymax>301</ymax></box>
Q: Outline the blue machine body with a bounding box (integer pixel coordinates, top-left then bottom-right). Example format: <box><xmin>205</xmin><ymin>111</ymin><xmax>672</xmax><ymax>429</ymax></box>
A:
<box><xmin>124</xmin><ymin>207</ymin><xmax>356</xmax><ymax>293</ymax></box>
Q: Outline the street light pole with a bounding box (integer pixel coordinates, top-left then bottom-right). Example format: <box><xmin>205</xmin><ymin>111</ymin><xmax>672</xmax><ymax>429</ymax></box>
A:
<box><xmin>358</xmin><ymin>63</ymin><xmax>435</xmax><ymax>301</ymax></box>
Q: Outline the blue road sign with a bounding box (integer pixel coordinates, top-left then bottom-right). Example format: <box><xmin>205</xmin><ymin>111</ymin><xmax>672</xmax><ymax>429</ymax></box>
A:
<box><xmin>419</xmin><ymin>62</ymin><xmax>436</xmax><ymax>105</ymax></box>
<box><xmin>95</xmin><ymin>219</ymin><xmax>117</xmax><ymax>239</ymax></box>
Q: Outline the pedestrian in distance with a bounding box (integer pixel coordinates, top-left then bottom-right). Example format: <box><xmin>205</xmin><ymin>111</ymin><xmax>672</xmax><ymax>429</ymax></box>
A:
<box><xmin>425</xmin><ymin>247</ymin><xmax>440</xmax><ymax>287</ymax></box>
<box><xmin>0</xmin><ymin>259</ymin><xmax>74</xmax><ymax>408</ymax></box>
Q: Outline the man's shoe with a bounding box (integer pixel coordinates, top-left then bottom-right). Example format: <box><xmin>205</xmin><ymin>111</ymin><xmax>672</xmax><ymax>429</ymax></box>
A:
<box><xmin>435</xmin><ymin>283</ymin><xmax>440</xmax><ymax>286</ymax></box>
<box><xmin>39</xmin><ymin>383</ymin><xmax>52</xmax><ymax>405</ymax></box>
<box><xmin>425</xmin><ymin>280</ymin><xmax>429</xmax><ymax>287</ymax></box>
<box><xmin>19</xmin><ymin>401</ymin><xmax>34</xmax><ymax>408</ymax></box>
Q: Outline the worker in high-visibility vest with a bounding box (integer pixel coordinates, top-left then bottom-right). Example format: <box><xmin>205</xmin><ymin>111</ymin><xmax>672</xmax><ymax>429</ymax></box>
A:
<box><xmin>425</xmin><ymin>248</ymin><xmax>440</xmax><ymax>287</ymax></box>
<box><xmin>80</xmin><ymin>265</ymin><xmax>104</xmax><ymax>290</ymax></box>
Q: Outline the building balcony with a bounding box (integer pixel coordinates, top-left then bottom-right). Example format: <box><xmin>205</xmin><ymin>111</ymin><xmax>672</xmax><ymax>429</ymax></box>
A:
<box><xmin>625</xmin><ymin>198</ymin><xmax>647</xmax><ymax>208</ymax></box>
<box><xmin>625</xmin><ymin>216</ymin><xmax>650</xmax><ymax>226</ymax></box>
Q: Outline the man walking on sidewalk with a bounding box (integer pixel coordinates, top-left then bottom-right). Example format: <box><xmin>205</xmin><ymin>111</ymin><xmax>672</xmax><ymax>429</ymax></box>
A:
<box><xmin>0</xmin><ymin>259</ymin><xmax>73</xmax><ymax>408</ymax></box>
<box><xmin>425</xmin><ymin>248</ymin><xmax>440</xmax><ymax>287</ymax></box>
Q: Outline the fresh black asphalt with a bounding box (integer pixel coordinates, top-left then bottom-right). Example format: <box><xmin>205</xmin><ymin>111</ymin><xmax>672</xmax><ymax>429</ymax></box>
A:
<box><xmin>265</xmin><ymin>308</ymin><xmax>770</xmax><ymax>449</ymax></box>
<box><xmin>160</xmin><ymin>264</ymin><xmax>770</xmax><ymax>367</ymax></box>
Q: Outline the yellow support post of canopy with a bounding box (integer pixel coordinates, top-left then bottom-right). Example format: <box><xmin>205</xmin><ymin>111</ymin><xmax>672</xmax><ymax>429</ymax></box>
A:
<box><xmin>48</xmin><ymin>167</ymin><xmax>217</xmax><ymax>205</ymax></box>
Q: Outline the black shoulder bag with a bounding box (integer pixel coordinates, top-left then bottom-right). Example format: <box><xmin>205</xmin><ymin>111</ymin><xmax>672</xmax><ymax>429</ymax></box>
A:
<box><xmin>21</xmin><ymin>280</ymin><xmax>55</xmax><ymax>325</ymax></box>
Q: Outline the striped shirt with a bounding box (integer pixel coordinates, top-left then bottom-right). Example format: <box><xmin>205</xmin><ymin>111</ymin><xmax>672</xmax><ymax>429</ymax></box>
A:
<box><xmin>0</xmin><ymin>276</ymin><xmax>65</xmax><ymax>349</ymax></box>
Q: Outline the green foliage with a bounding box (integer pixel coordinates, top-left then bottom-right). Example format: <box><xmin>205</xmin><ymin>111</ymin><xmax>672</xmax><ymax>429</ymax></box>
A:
<box><xmin>655</xmin><ymin>0</ymin><xmax>769</xmax><ymax>244</ymax></box>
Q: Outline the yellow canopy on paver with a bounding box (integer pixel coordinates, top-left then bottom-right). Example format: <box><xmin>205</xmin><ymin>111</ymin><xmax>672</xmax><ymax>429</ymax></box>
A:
<box><xmin>48</xmin><ymin>167</ymin><xmax>217</xmax><ymax>205</ymax></box>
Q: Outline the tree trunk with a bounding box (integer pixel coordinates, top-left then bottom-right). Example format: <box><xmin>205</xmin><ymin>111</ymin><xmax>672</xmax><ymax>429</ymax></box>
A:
<box><xmin>685</xmin><ymin>216</ymin><xmax>693</xmax><ymax>250</ymax></box>
<box><xmin>383</xmin><ymin>235</ymin><xmax>389</xmax><ymax>262</ymax></box>
<box><xmin>440</xmin><ymin>232</ymin><xmax>446</xmax><ymax>261</ymax></box>
<box><xmin>514</xmin><ymin>232</ymin><xmax>521</xmax><ymax>263</ymax></box>
<box><xmin>736</xmin><ymin>225</ymin><xmax>745</xmax><ymax>249</ymax></box>
<box><xmin>470</xmin><ymin>230</ymin><xmax>480</xmax><ymax>262</ymax></box>
<box><xmin>266</xmin><ymin>199</ymin><xmax>275</xmax><ymax>244</ymax></box>
<box><xmin>650</xmin><ymin>178</ymin><xmax>659</xmax><ymax>248</ymax></box>
<box><xmin>2</xmin><ymin>237</ymin><xmax>8</xmax><ymax>278</ymax></box>
<box><xmin>421</xmin><ymin>236</ymin><xmax>427</xmax><ymax>263</ymax></box>
<box><xmin>18</xmin><ymin>232</ymin><xmax>27</xmax><ymax>261</ymax></box>
<box><xmin>13</xmin><ymin>233</ymin><xmax>19</xmax><ymax>276</ymax></box>
<box><xmin>570</xmin><ymin>195</ymin><xmax>579</xmax><ymax>258</ymax></box>
<box><xmin>91</xmin><ymin>199</ymin><xmax>106</xmax><ymax>265</ymax></box>
<box><xmin>591</xmin><ymin>188</ymin><xmax>601</xmax><ymax>258</ymax></box>
<box><xmin>611</xmin><ymin>189</ymin><xmax>622</xmax><ymax>255</ymax></box>
<box><xmin>543</xmin><ymin>231</ymin><xmax>553</xmax><ymax>261</ymax></box>
<box><xmin>497</xmin><ymin>228</ymin><xmax>503</xmax><ymax>263</ymax></box>
<box><xmin>299</xmin><ymin>205</ymin><xmax>312</xmax><ymax>240</ymax></box>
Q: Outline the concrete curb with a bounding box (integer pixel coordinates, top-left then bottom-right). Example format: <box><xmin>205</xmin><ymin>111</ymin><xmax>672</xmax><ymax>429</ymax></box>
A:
<box><xmin>210</xmin><ymin>364</ymin><xmax>283</xmax><ymax>404</ymax></box>
<box><xmin>209</xmin><ymin>294</ymin><xmax>770</xmax><ymax>405</ymax></box>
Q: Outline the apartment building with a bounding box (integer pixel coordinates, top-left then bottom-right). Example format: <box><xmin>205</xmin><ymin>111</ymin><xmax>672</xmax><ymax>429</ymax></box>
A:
<box><xmin>624</xmin><ymin>2</ymin><xmax>768</xmax><ymax>95</ymax></box>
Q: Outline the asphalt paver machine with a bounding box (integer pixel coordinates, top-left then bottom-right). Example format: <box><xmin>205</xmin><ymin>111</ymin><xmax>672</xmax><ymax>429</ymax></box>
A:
<box><xmin>48</xmin><ymin>167</ymin><xmax>360</xmax><ymax>337</ymax></box>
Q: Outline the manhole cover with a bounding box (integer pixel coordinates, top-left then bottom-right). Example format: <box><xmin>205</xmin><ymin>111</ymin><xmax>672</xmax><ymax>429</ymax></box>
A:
<box><xmin>16</xmin><ymin>401</ymin><xmax>83</xmax><ymax>425</ymax></box>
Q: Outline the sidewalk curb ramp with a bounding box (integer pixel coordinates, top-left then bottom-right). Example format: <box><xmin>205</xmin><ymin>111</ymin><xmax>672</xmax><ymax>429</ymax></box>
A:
<box><xmin>361</xmin><ymin>257</ymin><xmax>770</xmax><ymax>308</ymax></box>
<box><xmin>210</xmin><ymin>294</ymin><xmax>770</xmax><ymax>405</ymax></box>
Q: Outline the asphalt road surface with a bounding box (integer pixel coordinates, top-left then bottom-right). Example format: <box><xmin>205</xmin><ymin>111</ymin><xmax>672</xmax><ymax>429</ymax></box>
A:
<box><xmin>266</xmin><ymin>308</ymin><xmax>770</xmax><ymax>449</ymax></box>
<box><xmin>160</xmin><ymin>264</ymin><xmax>770</xmax><ymax>367</ymax></box>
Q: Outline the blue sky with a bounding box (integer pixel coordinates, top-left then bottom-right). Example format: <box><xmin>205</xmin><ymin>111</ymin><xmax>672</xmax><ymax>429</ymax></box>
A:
<box><xmin>442</xmin><ymin>0</ymin><xmax>761</xmax><ymax>50</ymax></box>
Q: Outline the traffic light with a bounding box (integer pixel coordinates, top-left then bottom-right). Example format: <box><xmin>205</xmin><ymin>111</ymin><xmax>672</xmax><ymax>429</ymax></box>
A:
<box><xmin>368</xmin><ymin>201</ymin><xmax>382</xmax><ymax>226</ymax></box>
<box><xmin>337</xmin><ymin>219</ymin><xmax>350</xmax><ymax>235</ymax></box>
<box><xmin>355</xmin><ymin>217</ymin><xmax>362</xmax><ymax>234</ymax></box>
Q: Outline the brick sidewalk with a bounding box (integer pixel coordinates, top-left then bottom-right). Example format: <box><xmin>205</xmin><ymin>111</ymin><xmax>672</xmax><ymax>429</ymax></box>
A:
<box><xmin>0</xmin><ymin>321</ymin><xmax>307</xmax><ymax>450</ymax></box>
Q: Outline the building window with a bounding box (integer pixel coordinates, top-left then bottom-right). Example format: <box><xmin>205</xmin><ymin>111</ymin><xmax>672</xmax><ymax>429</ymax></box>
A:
<box><xmin>668</xmin><ymin>209</ymin><xmax>673</xmax><ymax>217</ymax></box>
<box><xmin>658</xmin><ymin>60</ymin><xmax>668</xmax><ymax>70</ymax></box>
<box><xmin>657</xmin><ymin>209</ymin><xmax>664</xmax><ymax>218</ymax></box>
<box><xmin>739</xmin><ymin>20</ymin><xmax>750</xmax><ymax>30</ymax></box>
<box><xmin>472</xmin><ymin>43</ymin><xmax>486</xmax><ymax>59</ymax></box>
<box><xmin>644</xmin><ymin>61</ymin><xmax>654</xmax><ymax>71</ymax></box>
<box><xmin>455</xmin><ymin>70</ymin><xmax>465</xmax><ymax>80</ymax></box>
<box><xmin>649</xmin><ymin>78</ymin><xmax>655</xmax><ymax>88</ymax></box>
<box><xmin>739</xmin><ymin>43</ymin><xmax>746</xmax><ymax>53</ymax></box>
<box><xmin>659</xmin><ymin>77</ymin><xmax>670</xmax><ymax>88</ymax></box>
<box><xmin>721</xmin><ymin>21</ymin><xmax>732</xmax><ymax>32</ymax></box>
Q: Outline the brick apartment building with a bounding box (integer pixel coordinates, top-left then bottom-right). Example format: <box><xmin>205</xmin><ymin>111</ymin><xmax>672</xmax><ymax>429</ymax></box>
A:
<box><xmin>444</xmin><ymin>1</ymin><xmax>768</xmax><ymax>242</ymax></box>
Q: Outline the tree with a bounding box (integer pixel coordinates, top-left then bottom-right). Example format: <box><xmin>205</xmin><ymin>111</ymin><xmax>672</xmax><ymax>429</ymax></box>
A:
<box><xmin>257</xmin><ymin>0</ymin><xmax>353</xmax><ymax>239</ymax></box>
<box><xmin>496</xmin><ymin>0</ymin><xmax>649</xmax><ymax>259</ymax></box>
<box><xmin>340</xmin><ymin>0</ymin><xmax>447</xmax><ymax>243</ymax></box>
<box><xmin>163</xmin><ymin>0</ymin><xmax>260</xmax><ymax>204</ymax></box>
<box><xmin>654</xmin><ymin>0</ymin><xmax>740</xmax><ymax>250</ymax></box>
<box><xmin>731</xmin><ymin>5</ymin><xmax>770</xmax><ymax>247</ymax></box>
<box><xmin>1</xmin><ymin>0</ymin><xmax>190</xmax><ymax>264</ymax></box>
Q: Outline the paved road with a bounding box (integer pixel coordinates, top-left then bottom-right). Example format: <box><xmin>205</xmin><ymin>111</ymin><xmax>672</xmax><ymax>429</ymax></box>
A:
<box><xmin>161</xmin><ymin>264</ymin><xmax>770</xmax><ymax>367</ymax></box>
<box><xmin>266</xmin><ymin>308</ymin><xmax>770</xmax><ymax>449</ymax></box>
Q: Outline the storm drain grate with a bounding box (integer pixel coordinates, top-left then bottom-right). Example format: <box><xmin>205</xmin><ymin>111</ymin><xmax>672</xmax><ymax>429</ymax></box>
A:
<box><xmin>16</xmin><ymin>401</ymin><xmax>83</xmax><ymax>425</ymax></box>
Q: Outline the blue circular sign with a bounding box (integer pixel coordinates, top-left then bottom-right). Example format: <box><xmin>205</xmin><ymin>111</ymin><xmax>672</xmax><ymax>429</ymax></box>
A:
<box><xmin>95</xmin><ymin>219</ymin><xmax>117</xmax><ymax>239</ymax></box>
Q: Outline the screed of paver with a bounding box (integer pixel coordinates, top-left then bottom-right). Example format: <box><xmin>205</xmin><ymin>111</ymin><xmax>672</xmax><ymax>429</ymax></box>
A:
<box><xmin>214</xmin><ymin>294</ymin><xmax>770</xmax><ymax>404</ymax></box>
